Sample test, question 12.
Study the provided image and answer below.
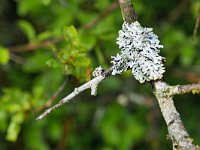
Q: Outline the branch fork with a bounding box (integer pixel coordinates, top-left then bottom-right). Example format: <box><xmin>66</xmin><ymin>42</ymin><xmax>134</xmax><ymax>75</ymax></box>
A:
<box><xmin>36</xmin><ymin>1</ymin><xmax>200</xmax><ymax>150</ymax></box>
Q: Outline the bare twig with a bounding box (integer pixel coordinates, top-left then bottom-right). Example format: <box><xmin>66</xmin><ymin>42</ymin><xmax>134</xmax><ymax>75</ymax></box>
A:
<box><xmin>171</xmin><ymin>82</ymin><xmax>200</xmax><ymax>95</ymax></box>
<box><xmin>168</xmin><ymin>0</ymin><xmax>189</xmax><ymax>22</ymax></box>
<box><xmin>9</xmin><ymin>52</ymin><xmax>24</xmax><ymax>64</ymax></box>
<box><xmin>36</xmin><ymin>67</ymin><xmax>113</xmax><ymax>120</ymax></box>
<box><xmin>37</xmin><ymin>78</ymin><xmax>68</xmax><ymax>112</ymax></box>
<box><xmin>84</xmin><ymin>1</ymin><xmax>119</xmax><ymax>29</ymax></box>
<box><xmin>193</xmin><ymin>6</ymin><xmax>200</xmax><ymax>40</ymax></box>
<box><xmin>8</xmin><ymin>2</ymin><xmax>118</xmax><ymax>53</ymax></box>
<box><xmin>9</xmin><ymin>37</ymin><xmax>63</xmax><ymax>52</ymax></box>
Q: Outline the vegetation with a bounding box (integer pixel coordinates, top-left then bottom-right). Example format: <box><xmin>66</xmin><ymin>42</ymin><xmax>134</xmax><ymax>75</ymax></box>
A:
<box><xmin>0</xmin><ymin>0</ymin><xmax>200</xmax><ymax>149</ymax></box>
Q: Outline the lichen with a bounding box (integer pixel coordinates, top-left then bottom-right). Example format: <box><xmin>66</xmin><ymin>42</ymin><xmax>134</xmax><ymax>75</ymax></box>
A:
<box><xmin>111</xmin><ymin>21</ymin><xmax>165</xmax><ymax>83</ymax></box>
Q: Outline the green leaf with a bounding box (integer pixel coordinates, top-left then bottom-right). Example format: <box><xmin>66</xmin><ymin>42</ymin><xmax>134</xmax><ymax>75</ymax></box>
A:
<box><xmin>6</xmin><ymin>113</ymin><xmax>24</xmax><ymax>142</ymax></box>
<box><xmin>0</xmin><ymin>47</ymin><xmax>9</xmax><ymax>65</ymax></box>
<box><xmin>64</xmin><ymin>65</ymin><xmax>74</xmax><ymax>75</ymax></box>
<box><xmin>75</xmin><ymin>56</ymin><xmax>91</xmax><ymax>67</ymax></box>
<box><xmin>36</xmin><ymin>31</ymin><xmax>53</xmax><ymax>42</ymax></box>
<box><xmin>18</xmin><ymin>0</ymin><xmax>52</xmax><ymax>15</ymax></box>
<box><xmin>46</xmin><ymin>59</ymin><xmax>59</xmax><ymax>68</ymax></box>
<box><xmin>18</xmin><ymin>20</ymin><xmax>36</xmax><ymax>42</ymax></box>
<box><xmin>58</xmin><ymin>52</ymin><xmax>70</xmax><ymax>63</ymax></box>
<box><xmin>191</xmin><ymin>1</ymin><xmax>200</xmax><ymax>17</ymax></box>
<box><xmin>63</xmin><ymin>25</ymin><xmax>78</xmax><ymax>43</ymax></box>
<box><xmin>78</xmin><ymin>32</ymin><xmax>96</xmax><ymax>50</ymax></box>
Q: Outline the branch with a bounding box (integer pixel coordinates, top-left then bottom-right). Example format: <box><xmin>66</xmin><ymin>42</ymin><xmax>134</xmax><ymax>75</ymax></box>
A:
<box><xmin>118</xmin><ymin>0</ymin><xmax>199</xmax><ymax>149</ymax></box>
<box><xmin>9</xmin><ymin>52</ymin><xmax>24</xmax><ymax>64</ymax></box>
<box><xmin>8</xmin><ymin>2</ymin><xmax>118</xmax><ymax>53</ymax></box>
<box><xmin>153</xmin><ymin>81</ymin><xmax>198</xmax><ymax>150</ymax></box>
<box><xmin>9</xmin><ymin>37</ymin><xmax>63</xmax><ymax>52</ymax></box>
<box><xmin>37</xmin><ymin>78</ymin><xmax>68</xmax><ymax>112</ymax></box>
<box><xmin>171</xmin><ymin>82</ymin><xmax>200</xmax><ymax>95</ymax></box>
<box><xmin>36</xmin><ymin>67</ymin><xmax>113</xmax><ymax>120</ymax></box>
<box><xmin>193</xmin><ymin>6</ymin><xmax>200</xmax><ymax>40</ymax></box>
<box><xmin>36</xmin><ymin>1</ymin><xmax>200</xmax><ymax>149</ymax></box>
<box><xmin>118</xmin><ymin>0</ymin><xmax>138</xmax><ymax>23</ymax></box>
<box><xmin>168</xmin><ymin>0</ymin><xmax>188</xmax><ymax>22</ymax></box>
<box><xmin>84</xmin><ymin>1</ymin><xmax>119</xmax><ymax>29</ymax></box>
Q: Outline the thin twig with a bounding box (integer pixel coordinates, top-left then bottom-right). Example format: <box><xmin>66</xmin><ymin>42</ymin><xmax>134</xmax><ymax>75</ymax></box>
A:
<box><xmin>168</xmin><ymin>0</ymin><xmax>188</xmax><ymax>22</ymax></box>
<box><xmin>9</xmin><ymin>52</ymin><xmax>24</xmax><ymax>64</ymax></box>
<box><xmin>8</xmin><ymin>2</ymin><xmax>118</xmax><ymax>53</ymax></box>
<box><xmin>193</xmin><ymin>6</ymin><xmax>200</xmax><ymax>40</ymax></box>
<box><xmin>9</xmin><ymin>37</ymin><xmax>63</xmax><ymax>52</ymax></box>
<box><xmin>37</xmin><ymin>78</ymin><xmax>68</xmax><ymax>112</ymax></box>
<box><xmin>84</xmin><ymin>1</ymin><xmax>119</xmax><ymax>29</ymax></box>
<box><xmin>36</xmin><ymin>67</ymin><xmax>113</xmax><ymax>120</ymax></box>
<box><xmin>171</xmin><ymin>82</ymin><xmax>200</xmax><ymax>95</ymax></box>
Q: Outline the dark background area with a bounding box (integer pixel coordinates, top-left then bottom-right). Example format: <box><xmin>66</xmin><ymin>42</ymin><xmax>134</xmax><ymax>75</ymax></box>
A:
<box><xmin>0</xmin><ymin>0</ymin><xmax>200</xmax><ymax>149</ymax></box>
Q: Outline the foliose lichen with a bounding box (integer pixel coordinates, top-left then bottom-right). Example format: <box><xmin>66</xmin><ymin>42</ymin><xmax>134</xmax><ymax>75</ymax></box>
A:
<box><xmin>111</xmin><ymin>21</ymin><xmax>165</xmax><ymax>83</ymax></box>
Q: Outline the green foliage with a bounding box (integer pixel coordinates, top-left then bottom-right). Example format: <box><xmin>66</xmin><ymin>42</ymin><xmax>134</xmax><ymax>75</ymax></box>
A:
<box><xmin>0</xmin><ymin>0</ymin><xmax>200</xmax><ymax>149</ymax></box>
<box><xmin>0</xmin><ymin>88</ymin><xmax>30</xmax><ymax>141</ymax></box>
<box><xmin>18</xmin><ymin>20</ymin><xmax>36</xmax><ymax>42</ymax></box>
<box><xmin>0</xmin><ymin>47</ymin><xmax>9</xmax><ymax>65</ymax></box>
<box><xmin>99</xmin><ymin>103</ymin><xmax>146</xmax><ymax>150</ymax></box>
<box><xmin>52</xmin><ymin>25</ymin><xmax>92</xmax><ymax>81</ymax></box>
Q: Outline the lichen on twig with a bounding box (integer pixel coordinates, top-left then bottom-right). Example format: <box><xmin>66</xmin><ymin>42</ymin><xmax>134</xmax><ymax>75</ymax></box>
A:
<box><xmin>36</xmin><ymin>67</ymin><xmax>113</xmax><ymax>120</ymax></box>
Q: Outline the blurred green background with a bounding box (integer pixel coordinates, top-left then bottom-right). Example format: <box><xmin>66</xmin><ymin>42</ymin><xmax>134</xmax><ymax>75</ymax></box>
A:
<box><xmin>0</xmin><ymin>0</ymin><xmax>200</xmax><ymax>149</ymax></box>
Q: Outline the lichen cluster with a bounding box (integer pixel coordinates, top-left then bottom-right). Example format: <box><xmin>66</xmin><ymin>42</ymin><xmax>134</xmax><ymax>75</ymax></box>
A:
<box><xmin>111</xmin><ymin>21</ymin><xmax>165</xmax><ymax>83</ymax></box>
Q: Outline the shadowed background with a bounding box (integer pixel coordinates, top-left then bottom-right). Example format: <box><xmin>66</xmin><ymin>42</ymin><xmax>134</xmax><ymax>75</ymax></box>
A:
<box><xmin>0</xmin><ymin>0</ymin><xmax>200</xmax><ymax>149</ymax></box>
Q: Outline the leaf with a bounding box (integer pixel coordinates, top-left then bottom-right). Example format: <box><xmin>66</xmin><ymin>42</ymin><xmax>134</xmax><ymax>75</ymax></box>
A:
<box><xmin>17</xmin><ymin>0</ymin><xmax>52</xmax><ymax>16</ymax></box>
<box><xmin>36</xmin><ymin>31</ymin><xmax>53</xmax><ymax>42</ymax></box>
<box><xmin>0</xmin><ymin>47</ymin><xmax>9</xmax><ymax>65</ymax></box>
<box><xmin>18</xmin><ymin>20</ymin><xmax>36</xmax><ymax>42</ymax></box>
<box><xmin>78</xmin><ymin>32</ymin><xmax>96</xmax><ymax>50</ymax></box>
<box><xmin>46</xmin><ymin>59</ymin><xmax>59</xmax><ymax>68</ymax></box>
<box><xmin>64</xmin><ymin>65</ymin><xmax>74</xmax><ymax>75</ymax></box>
<box><xmin>190</xmin><ymin>1</ymin><xmax>200</xmax><ymax>17</ymax></box>
<box><xmin>58</xmin><ymin>52</ymin><xmax>70</xmax><ymax>63</ymax></box>
<box><xmin>74</xmin><ymin>55</ymin><xmax>91</xmax><ymax>67</ymax></box>
<box><xmin>63</xmin><ymin>25</ymin><xmax>77</xmax><ymax>43</ymax></box>
<box><xmin>6</xmin><ymin>113</ymin><xmax>24</xmax><ymax>142</ymax></box>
